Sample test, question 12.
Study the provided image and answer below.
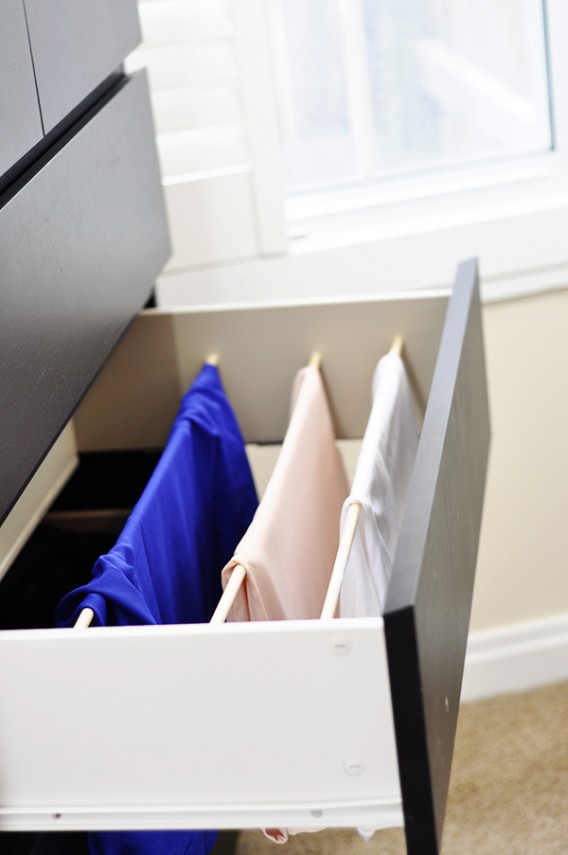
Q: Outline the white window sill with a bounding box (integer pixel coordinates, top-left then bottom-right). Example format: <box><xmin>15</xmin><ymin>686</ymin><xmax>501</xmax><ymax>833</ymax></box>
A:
<box><xmin>156</xmin><ymin>154</ymin><xmax>568</xmax><ymax>309</ymax></box>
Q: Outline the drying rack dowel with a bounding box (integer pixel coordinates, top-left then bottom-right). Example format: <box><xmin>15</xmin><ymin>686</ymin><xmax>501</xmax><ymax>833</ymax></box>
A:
<box><xmin>74</xmin><ymin>608</ymin><xmax>94</xmax><ymax>629</ymax></box>
<box><xmin>320</xmin><ymin>501</ymin><xmax>361</xmax><ymax>620</ymax></box>
<box><xmin>390</xmin><ymin>335</ymin><xmax>404</xmax><ymax>356</ymax></box>
<box><xmin>308</xmin><ymin>351</ymin><xmax>322</xmax><ymax>370</ymax></box>
<box><xmin>210</xmin><ymin>563</ymin><xmax>247</xmax><ymax>624</ymax></box>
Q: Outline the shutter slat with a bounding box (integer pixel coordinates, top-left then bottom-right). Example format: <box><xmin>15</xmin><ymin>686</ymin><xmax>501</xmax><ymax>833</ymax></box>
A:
<box><xmin>151</xmin><ymin>87</ymin><xmax>239</xmax><ymax>135</ymax></box>
<box><xmin>138</xmin><ymin>0</ymin><xmax>231</xmax><ymax>47</ymax></box>
<box><xmin>128</xmin><ymin>44</ymin><xmax>236</xmax><ymax>90</ymax></box>
<box><xmin>157</xmin><ymin>125</ymin><xmax>248</xmax><ymax>176</ymax></box>
<box><xmin>129</xmin><ymin>0</ymin><xmax>285</xmax><ymax>266</ymax></box>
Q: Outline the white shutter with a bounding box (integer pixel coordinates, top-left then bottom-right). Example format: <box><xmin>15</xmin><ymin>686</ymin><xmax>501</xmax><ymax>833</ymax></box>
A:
<box><xmin>128</xmin><ymin>0</ymin><xmax>287</xmax><ymax>278</ymax></box>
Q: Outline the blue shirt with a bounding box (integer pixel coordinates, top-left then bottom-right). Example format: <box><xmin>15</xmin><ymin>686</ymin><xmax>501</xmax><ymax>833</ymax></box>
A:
<box><xmin>57</xmin><ymin>364</ymin><xmax>258</xmax><ymax>627</ymax></box>
<box><xmin>57</xmin><ymin>364</ymin><xmax>258</xmax><ymax>855</ymax></box>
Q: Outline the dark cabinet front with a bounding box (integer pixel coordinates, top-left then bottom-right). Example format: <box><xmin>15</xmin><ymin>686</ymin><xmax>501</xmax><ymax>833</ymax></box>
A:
<box><xmin>0</xmin><ymin>71</ymin><xmax>170</xmax><ymax>524</ymax></box>
<box><xmin>0</xmin><ymin>0</ymin><xmax>43</xmax><ymax>174</ymax></box>
<box><xmin>23</xmin><ymin>0</ymin><xmax>142</xmax><ymax>132</ymax></box>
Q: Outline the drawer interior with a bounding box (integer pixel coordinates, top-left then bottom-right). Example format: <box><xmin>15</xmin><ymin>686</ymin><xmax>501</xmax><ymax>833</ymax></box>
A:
<box><xmin>0</xmin><ymin>261</ymin><xmax>490</xmax><ymax>855</ymax></box>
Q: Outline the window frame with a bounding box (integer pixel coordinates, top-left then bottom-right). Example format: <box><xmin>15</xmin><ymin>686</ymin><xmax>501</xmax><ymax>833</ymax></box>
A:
<box><xmin>154</xmin><ymin>0</ymin><xmax>568</xmax><ymax>308</ymax></box>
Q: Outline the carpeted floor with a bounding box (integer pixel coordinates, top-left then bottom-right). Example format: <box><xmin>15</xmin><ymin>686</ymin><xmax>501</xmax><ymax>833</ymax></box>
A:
<box><xmin>234</xmin><ymin>680</ymin><xmax>568</xmax><ymax>855</ymax></box>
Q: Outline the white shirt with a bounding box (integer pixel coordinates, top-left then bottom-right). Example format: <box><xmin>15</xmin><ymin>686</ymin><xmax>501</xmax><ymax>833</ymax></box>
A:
<box><xmin>340</xmin><ymin>351</ymin><xmax>419</xmax><ymax>617</ymax></box>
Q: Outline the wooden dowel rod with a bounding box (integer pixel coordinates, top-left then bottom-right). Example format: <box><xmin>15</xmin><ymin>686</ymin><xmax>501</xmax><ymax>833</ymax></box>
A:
<box><xmin>308</xmin><ymin>351</ymin><xmax>322</xmax><ymax>370</ymax></box>
<box><xmin>390</xmin><ymin>335</ymin><xmax>404</xmax><ymax>356</ymax></box>
<box><xmin>320</xmin><ymin>502</ymin><xmax>361</xmax><ymax>620</ymax></box>
<box><xmin>74</xmin><ymin>607</ymin><xmax>94</xmax><ymax>629</ymax></box>
<box><xmin>210</xmin><ymin>563</ymin><xmax>247</xmax><ymax>625</ymax></box>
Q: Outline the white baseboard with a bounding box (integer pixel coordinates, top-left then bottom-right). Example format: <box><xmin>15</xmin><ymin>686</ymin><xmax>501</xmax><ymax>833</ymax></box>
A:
<box><xmin>461</xmin><ymin>614</ymin><xmax>568</xmax><ymax>701</ymax></box>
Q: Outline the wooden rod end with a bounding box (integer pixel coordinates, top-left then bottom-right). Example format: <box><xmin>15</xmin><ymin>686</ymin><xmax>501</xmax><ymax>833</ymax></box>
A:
<box><xmin>308</xmin><ymin>351</ymin><xmax>322</xmax><ymax>370</ymax></box>
<box><xmin>390</xmin><ymin>335</ymin><xmax>404</xmax><ymax>356</ymax></box>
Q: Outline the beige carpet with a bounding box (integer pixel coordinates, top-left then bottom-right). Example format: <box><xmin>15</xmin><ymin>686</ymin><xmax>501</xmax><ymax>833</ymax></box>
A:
<box><xmin>234</xmin><ymin>680</ymin><xmax>568</xmax><ymax>855</ymax></box>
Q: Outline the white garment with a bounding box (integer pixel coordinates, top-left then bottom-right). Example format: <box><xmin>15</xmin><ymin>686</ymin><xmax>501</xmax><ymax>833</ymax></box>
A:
<box><xmin>340</xmin><ymin>351</ymin><xmax>419</xmax><ymax>619</ymax></box>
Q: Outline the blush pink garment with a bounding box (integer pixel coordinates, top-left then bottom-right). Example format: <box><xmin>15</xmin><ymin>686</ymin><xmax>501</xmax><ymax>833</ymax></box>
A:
<box><xmin>221</xmin><ymin>366</ymin><xmax>348</xmax><ymax>844</ymax></box>
<box><xmin>263</xmin><ymin>828</ymin><xmax>315</xmax><ymax>845</ymax></box>
<box><xmin>221</xmin><ymin>365</ymin><xmax>349</xmax><ymax>622</ymax></box>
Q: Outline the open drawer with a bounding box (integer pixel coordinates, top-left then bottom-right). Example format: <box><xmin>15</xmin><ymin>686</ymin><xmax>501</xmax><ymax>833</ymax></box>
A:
<box><xmin>0</xmin><ymin>259</ymin><xmax>490</xmax><ymax>855</ymax></box>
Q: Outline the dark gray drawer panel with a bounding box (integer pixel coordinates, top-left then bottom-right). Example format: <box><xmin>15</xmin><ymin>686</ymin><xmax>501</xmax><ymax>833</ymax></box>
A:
<box><xmin>384</xmin><ymin>260</ymin><xmax>490</xmax><ymax>855</ymax></box>
<box><xmin>24</xmin><ymin>0</ymin><xmax>141</xmax><ymax>132</ymax></box>
<box><xmin>0</xmin><ymin>0</ymin><xmax>43</xmax><ymax>174</ymax></box>
<box><xmin>0</xmin><ymin>71</ymin><xmax>170</xmax><ymax>525</ymax></box>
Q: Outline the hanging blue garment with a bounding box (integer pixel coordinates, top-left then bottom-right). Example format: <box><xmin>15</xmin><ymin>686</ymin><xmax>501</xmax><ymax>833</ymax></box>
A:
<box><xmin>87</xmin><ymin>830</ymin><xmax>219</xmax><ymax>855</ymax></box>
<box><xmin>57</xmin><ymin>364</ymin><xmax>258</xmax><ymax>627</ymax></box>
<box><xmin>56</xmin><ymin>364</ymin><xmax>258</xmax><ymax>855</ymax></box>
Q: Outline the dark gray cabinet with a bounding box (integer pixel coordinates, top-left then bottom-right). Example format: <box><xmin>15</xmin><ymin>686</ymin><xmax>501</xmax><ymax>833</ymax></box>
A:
<box><xmin>23</xmin><ymin>0</ymin><xmax>142</xmax><ymax>132</ymax></box>
<box><xmin>0</xmin><ymin>0</ymin><xmax>168</xmax><ymax>526</ymax></box>
<box><xmin>0</xmin><ymin>72</ymin><xmax>169</xmax><ymax>524</ymax></box>
<box><xmin>0</xmin><ymin>0</ymin><xmax>43</xmax><ymax>174</ymax></box>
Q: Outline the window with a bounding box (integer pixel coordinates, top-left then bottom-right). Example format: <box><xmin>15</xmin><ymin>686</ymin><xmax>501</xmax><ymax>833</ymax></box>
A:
<box><xmin>130</xmin><ymin>0</ymin><xmax>568</xmax><ymax>307</ymax></box>
<box><xmin>268</xmin><ymin>0</ymin><xmax>552</xmax><ymax>194</ymax></box>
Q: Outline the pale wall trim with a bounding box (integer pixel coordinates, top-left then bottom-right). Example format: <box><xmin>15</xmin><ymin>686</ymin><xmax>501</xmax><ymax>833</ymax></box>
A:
<box><xmin>462</xmin><ymin>614</ymin><xmax>568</xmax><ymax>701</ymax></box>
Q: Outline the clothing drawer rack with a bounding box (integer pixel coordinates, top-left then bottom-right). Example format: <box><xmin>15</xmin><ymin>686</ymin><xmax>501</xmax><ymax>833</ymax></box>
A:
<box><xmin>0</xmin><ymin>258</ymin><xmax>490</xmax><ymax>855</ymax></box>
